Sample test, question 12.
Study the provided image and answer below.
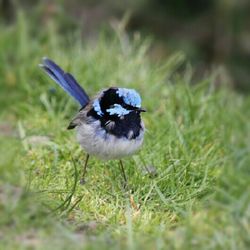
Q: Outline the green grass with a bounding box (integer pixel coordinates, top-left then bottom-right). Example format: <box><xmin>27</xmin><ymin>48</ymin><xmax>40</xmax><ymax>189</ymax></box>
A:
<box><xmin>0</xmin><ymin>12</ymin><xmax>250</xmax><ymax>250</ymax></box>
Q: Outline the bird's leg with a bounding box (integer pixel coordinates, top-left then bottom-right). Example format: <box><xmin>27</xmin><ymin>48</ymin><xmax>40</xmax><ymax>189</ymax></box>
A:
<box><xmin>119</xmin><ymin>159</ymin><xmax>128</xmax><ymax>189</ymax></box>
<box><xmin>80</xmin><ymin>154</ymin><xmax>89</xmax><ymax>185</ymax></box>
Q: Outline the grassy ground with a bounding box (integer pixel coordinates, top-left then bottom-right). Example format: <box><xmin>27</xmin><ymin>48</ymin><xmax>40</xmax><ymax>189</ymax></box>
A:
<box><xmin>0</xmin><ymin>13</ymin><xmax>250</xmax><ymax>250</ymax></box>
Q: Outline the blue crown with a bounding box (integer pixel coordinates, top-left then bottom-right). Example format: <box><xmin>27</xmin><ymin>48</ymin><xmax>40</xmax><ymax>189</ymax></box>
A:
<box><xmin>116</xmin><ymin>88</ymin><xmax>141</xmax><ymax>108</ymax></box>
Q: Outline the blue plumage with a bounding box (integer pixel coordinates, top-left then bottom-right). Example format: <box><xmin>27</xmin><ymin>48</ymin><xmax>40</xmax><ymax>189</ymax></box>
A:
<box><xmin>93</xmin><ymin>99</ymin><xmax>103</xmax><ymax>116</ymax></box>
<box><xmin>40</xmin><ymin>58</ymin><xmax>89</xmax><ymax>107</ymax></box>
<box><xmin>116</xmin><ymin>88</ymin><xmax>141</xmax><ymax>108</ymax></box>
<box><xmin>107</xmin><ymin>104</ymin><xmax>131</xmax><ymax>117</ymax></box>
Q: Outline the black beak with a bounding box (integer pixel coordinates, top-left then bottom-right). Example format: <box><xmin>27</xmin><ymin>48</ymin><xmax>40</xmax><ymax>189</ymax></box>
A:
<box><xmin>137</xmin><ymin>107</ymin><xmax>146</xmax><ymax>112</ymax></box>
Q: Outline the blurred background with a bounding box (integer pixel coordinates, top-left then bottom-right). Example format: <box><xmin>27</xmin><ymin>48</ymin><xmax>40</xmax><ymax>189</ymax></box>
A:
<box><xmin>1</xmin><ymin>2</ymin><xmax>250</xmax><ymax>248</ymax></box>
<box><xmin>1</xmin><ymin>0</ymin><xmax>250</xmax><ymax>91</ymax></box>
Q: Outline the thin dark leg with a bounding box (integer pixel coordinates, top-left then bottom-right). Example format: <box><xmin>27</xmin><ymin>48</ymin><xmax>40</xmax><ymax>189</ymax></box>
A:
<box><xmin>80</xmin><ymin>154</ymin><xmax>89</xmax><ymax>184</ymax></box>
<box><xmin>119</xmin><ymin>159</ymin><xmax>127</xmax><ymax>187</ymax></box>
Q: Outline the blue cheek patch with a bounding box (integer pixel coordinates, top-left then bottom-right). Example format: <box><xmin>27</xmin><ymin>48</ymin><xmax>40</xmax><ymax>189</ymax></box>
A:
<box><xmin>116</xmin><ymin>88</ymin><xmax>141</xmax><ymax>108</ymax></box>
<box><xmin>93</xmin><ymin>99</ymin><xmax>103</xmax><ymax>116</ymax></box>
<box><xmin>107</xmin><ymin>104</ymin><xmax>131</xmax><ymax>117</ymax></box>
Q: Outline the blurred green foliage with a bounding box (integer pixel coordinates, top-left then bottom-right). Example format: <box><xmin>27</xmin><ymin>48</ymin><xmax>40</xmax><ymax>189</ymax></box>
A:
<box><xmin>1</xmin><ymin>0</ymin><xmax>250</xmax><ymax>91</ymax></box>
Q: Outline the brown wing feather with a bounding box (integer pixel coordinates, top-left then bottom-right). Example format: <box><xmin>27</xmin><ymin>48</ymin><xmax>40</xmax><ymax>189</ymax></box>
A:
<box><xmin>67</xmin><ymin>104</ymin><xmax>91</xmax><ymax>130</ymax></box>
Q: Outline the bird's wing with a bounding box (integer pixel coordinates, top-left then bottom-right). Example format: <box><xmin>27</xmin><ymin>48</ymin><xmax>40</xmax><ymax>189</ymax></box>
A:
<box><xmin>67</xmin><ymin>106</ymin><xmax>90</xmax><ymax>130</ymax></box>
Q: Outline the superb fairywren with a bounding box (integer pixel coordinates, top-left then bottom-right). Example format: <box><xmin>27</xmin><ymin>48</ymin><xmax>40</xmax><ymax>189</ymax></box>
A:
<box><xmin>40</xmin><ymin>58</ymin><xmax>146</xmax><ymax>184</ymax></box>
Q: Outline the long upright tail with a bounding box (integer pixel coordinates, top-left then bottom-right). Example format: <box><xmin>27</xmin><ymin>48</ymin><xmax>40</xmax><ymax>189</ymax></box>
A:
<box><xmin>39</xmin><ymin>58</ymin><xmax>90</xmax><ymax>107</ymax></box>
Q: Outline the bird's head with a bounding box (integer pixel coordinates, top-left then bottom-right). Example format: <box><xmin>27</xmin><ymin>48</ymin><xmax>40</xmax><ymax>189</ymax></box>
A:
<box><xmin>92</xmin><ymin>87</ymin><xmax>146</xmax><ymax>119</ymax></box>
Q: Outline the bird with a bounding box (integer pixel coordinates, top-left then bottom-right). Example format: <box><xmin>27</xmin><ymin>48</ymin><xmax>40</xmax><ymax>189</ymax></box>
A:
<box><xmin>39</xmin><ymin>58</ymin><xmax>146</xmax><ymax>185</ymax></box>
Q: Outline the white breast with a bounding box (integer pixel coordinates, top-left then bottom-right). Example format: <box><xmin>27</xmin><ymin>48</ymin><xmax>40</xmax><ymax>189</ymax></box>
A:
<box><xmin>75</xmin><ymin>120</ymin><xmax>144</xmax><ymax>160</ymax></box>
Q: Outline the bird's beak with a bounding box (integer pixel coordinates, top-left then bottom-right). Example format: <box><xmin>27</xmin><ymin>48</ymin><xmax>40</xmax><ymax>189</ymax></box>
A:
<box><xmin>137</xmin><ymin>107</ymin><xmax>146</xmax><ymax>112</ymax></box>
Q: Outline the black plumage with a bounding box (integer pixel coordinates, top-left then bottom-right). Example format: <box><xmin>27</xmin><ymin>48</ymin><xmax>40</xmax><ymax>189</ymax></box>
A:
<box><xmin>85</xmin><ymin>88</ymin><xmax>143</xmax><ymax>139</ymax></box>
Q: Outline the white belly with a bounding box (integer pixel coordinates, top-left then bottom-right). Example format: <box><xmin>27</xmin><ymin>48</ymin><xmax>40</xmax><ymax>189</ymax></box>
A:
<box><xmin>75</xmin><ymin>120</ymin><xmax>144</xmax><ymax>160</ymax></box>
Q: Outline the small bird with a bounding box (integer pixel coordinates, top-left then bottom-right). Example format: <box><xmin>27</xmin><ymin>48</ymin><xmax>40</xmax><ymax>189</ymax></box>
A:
<box><xmin>39</xmin><ymin>58</ymin><xmax>146</xmax><ymax>185</ymax></box>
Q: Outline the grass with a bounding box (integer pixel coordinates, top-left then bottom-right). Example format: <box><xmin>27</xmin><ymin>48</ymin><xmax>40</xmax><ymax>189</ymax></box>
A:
<box><xmin>0</xmin><ymin>12</ymin><xmax>250</xmax><ymax>249</ymax></box>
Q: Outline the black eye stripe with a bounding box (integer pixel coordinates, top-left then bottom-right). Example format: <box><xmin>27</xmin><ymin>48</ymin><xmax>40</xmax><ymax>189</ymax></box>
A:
<box><xmin>123</xmin><ymin>104</ymin><xmax>137</xmax><ymax>110</ymax></box>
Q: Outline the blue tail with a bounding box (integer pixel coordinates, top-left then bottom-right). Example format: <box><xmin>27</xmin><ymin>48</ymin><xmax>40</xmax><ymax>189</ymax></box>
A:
<box><xmin>40</xmin><ymin>58</ymin><xmax>90</xmax><ymax>107</ymax></box>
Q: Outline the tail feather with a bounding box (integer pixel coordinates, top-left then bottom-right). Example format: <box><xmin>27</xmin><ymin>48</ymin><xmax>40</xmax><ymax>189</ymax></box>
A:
<box><xmin>40</xmin><ymin>58</ymin><xmax>89</xmax><ymax>107</ymax></box>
